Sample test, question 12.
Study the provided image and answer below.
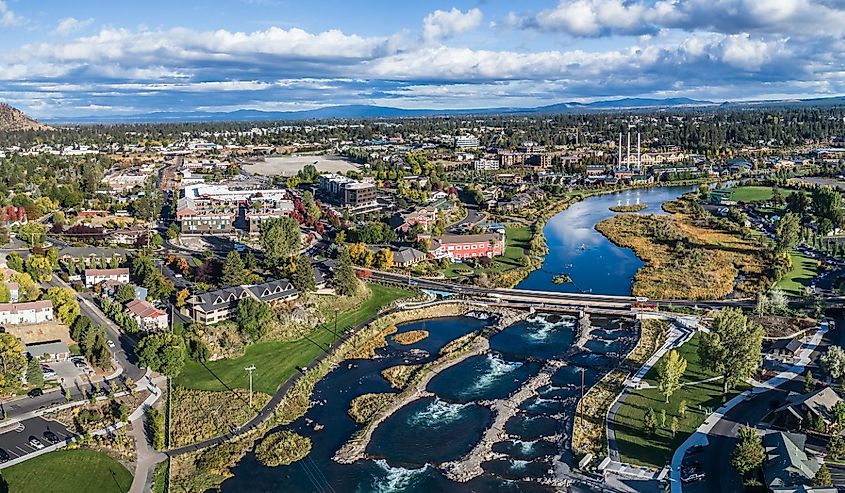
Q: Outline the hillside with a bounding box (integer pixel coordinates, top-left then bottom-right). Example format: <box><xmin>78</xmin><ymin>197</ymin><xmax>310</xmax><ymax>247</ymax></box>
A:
<box><xmin>0</xmin><ymin>103</ymin><xmax>51</xmax><ymax>131</ymax></box>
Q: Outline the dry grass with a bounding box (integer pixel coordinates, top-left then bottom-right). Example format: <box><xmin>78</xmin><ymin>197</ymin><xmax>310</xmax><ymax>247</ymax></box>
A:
<box><xmin>6</xmin><ymin>321</ymin><xmax>73</xmax><ymax>345</ymax></box>
<box><xmin>392</xmin><ymin>330</ymin><xmax>429</xmax><ymax>345</ymax></box>
<box><xmin>381</xmin><ymin>364</ymin><xmax>424</xmax><ymax>390</ymax></box>
<box><xmin>170</xmin><ymin>387</ymin><xmax>271</xmax><ymax>448</ymax></box>
<box><xmin>596</xmin><ymin>199</ymin><xmax>769</xmax><ymax>300</ymax></box>
<box><xmin>348</xmin><ymin>392</ymin><xmax>398</xmax><ymax>424</ymax></box>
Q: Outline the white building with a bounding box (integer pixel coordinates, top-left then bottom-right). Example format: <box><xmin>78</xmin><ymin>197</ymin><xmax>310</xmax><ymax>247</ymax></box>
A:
<box><xmin>125</xmin><ymin>299</ymin><xmax>169</xmax><ymax>331</ymax></box>
<box><xmin>84</xmin><ymin>268</ymin><xmax>130</xmax><ymax>287</ymax></box>
<box><xmin>0</xmin><ymin>300</ymin><xmax>54</xmax><ymax>325</ymax></box>
<box><xmin>454</xmin><ymin>135</ymin><xmax>480</xmax><ymax>149</ymax></box>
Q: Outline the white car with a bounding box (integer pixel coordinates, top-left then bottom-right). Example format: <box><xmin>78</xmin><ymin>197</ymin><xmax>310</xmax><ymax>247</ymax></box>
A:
<box><xmin>107</xmin><ymin>340</ymin><xmax>115</xmax><ymax>348</ymax></box>
<box><xmin>28</xmin><ymin>437</ymin><xmax>44</xmax><ymax>450</ymax></box>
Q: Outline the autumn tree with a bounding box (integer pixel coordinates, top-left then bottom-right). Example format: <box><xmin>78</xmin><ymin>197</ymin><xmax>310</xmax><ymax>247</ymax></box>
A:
<box><xmin>657</xmin><ymin>349</ymin><xmax>687</xmax><ymax>403</ymax></box>
<box><xmin>0</xmin><ymin>334</ymin><xmax>26</xmax><ymax>395</ymax></box>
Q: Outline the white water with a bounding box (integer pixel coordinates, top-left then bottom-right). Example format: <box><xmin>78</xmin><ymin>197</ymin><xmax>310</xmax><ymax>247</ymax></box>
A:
<box><xmin>407</xmin><ymin>398</ymin><xmax>470</xmax><ymax>426</ymax></box>
<box><xmin>510</xmin><ymin>459</ymin><xmax>531</xmax><ymax>471</ymax></box>
<box><xmin>524</xmin><ymin>315</ymin><xmax>575</xmax><ymax>342</ymax></box>
<box><xmin>512</xmin><ymin>439</ymin><xmax>537</xmax><ymax>454</ymax></box>
<box><xmin>366</xmin><ymin>460</ymin><xmax>432</xmax><ymax>493</ymax></box>
<box><xmin>469</xmin><ymin>353</ymin><xmax>523</xmax><ymax>392</ymax></box>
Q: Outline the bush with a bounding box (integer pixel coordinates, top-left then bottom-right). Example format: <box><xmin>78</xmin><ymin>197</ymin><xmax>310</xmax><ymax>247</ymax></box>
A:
<box><xmin>147</xmin><ymin>407</ymin><xmax>166</xmax><ymax>450</ymax></box>
<box><xmin>254</xmin><ymin>430</ymin><xmax>312</xmax><ymax>467</ymax></box>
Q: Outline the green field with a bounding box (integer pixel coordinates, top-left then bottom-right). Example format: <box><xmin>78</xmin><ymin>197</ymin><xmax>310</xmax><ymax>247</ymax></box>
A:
<box><xmin>612</xmin><ymin>333</ymin><xmax>744</xmax><ymax>468</ymax></box>
<box><xmin>443</xmin><ymin>226</ymin><xmax>531</xmax><ymax>278</ymax></box>
<box><xmin>726</xmin><ymin>185</ymin><xmax>793</xmax><ymax>203</ymax></box>
<box><xmin>3</xmin><ymin>449</ymin><xmax>133</xmax><ymax>493</ymax></box>
<box><xmin>174</xmin><ymin>284</ymin><xmax>415</xmax><ymax>394</ymax></box>
<box><xmin>775</xmin><ymin>252</ymin><xmax>820</xmax><ymax>296</ymax></box>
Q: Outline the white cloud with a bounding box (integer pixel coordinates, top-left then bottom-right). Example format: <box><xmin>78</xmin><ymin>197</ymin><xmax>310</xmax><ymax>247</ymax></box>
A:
<box><xmin>422</xmin><ymin>8</ymin><xmax>483</xmax><ymax>43</ymax></box>
<box><xmin>0</xmin><ymin>0</ymin><xmax>24</xmax><ymax>27</ymax></box>
<box><xmin>53</xmin><ymin>17</ymin><xmax>95</xmax><ymax>36</ymax></box>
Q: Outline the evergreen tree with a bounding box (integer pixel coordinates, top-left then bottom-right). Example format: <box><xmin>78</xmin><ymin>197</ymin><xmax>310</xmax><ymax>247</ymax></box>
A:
<box><xmin>333</xmin><ymin>248</ymin><xmax>361</xmax><ymax>296</ymax></box>
<box><xmin>731</xmin><ymin>426</ymin><xmax>764</xmax><ymax>476</ymax></box>
<box><xmin>291</xmin><ymin>255</ymin><xmax>316</xmax><ymax>293</ymax></box>
<box><xmin>25</xmin><ymin>357</ymin><xmax>43</xmax><ymax>388</ymax></box>
<box><xmin>221</xmin><ymin>250</ymin><xmax>246</xmax><ymax>286</ymax></box>
<box><xmin>814</xmin><ymin>463</ymin><xmax>833</xmax><ymax>487</ymax></box>
<box><xmin>805</xmin><ymin>369</ymin><xmax>815</xmax><ymax>393</ymax></box>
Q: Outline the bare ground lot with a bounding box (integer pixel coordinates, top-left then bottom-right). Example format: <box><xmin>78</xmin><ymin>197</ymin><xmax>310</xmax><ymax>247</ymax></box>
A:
<box><xmin>789</xmin><ymin>176</ymin><xmax>845</xmax><ymax>190</ymax></box>
<box><xmin>7</xmin><ymin>322</ymin><xmax>73</xmax><ymax>345</ymax></box>
<box><xmin>242</xmin><ymin>155</ymin><xmax>359</xmax><ymax>177</ymax></box>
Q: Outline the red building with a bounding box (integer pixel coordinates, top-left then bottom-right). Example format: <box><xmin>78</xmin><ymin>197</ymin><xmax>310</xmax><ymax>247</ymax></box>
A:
<box><xmin>428</xmin><ymin>232</ymin><xmax>505</xmax><ymax>261</ymax></box>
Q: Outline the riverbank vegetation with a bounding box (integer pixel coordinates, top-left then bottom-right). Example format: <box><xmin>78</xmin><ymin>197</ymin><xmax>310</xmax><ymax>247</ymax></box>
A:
<box><xmin>573</xmin><ymin>319</ymin><xmax>668</xmax><ymax>461</ymax></box>
<box><xmin>170</xmin><ymin>386</ymin><xmax>271</xmax><ymax>447</ymax></box>
<box><xmin>348</xmin><ymin>392</ymin><xmax>398</xmax><ymax>423</ymax></box>
<box><xmin>382</xmin><ymin>364</ymin><xmax>423</xmax><ymax>389</ymax></box>
<box><xmin>596</xmin><ymin>195</ymin><xmax>775</xmax><ymax>299</ymax></box>
<box><xmin>254</xmin><ymin>430</ymin><xmax>312</xmax><ymax>467</ymax></box>
<box><xmin>392</xmin><ymin>329</ymin><xmax>429</xmax><ymax>345</ymax></box>
<box><xmin>609</xmin><ymin>204</ymin><xmax>647</xmax><ymax>212</ymax></box>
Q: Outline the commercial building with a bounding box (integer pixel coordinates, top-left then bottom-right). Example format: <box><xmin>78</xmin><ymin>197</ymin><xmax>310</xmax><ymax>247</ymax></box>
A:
<box><xmin>454</xmin><ymin>135</ymin><xmax>480</xmax><ymax>149</ymax></box>
<box><xmin>182</xmin><ymin>279</ymin><xmax>299</xmax><ymax>325</ymax></box>
<box><xmin>428</xmin><ymin>232</ymin><xmax>505</xmax><ymax>261</ymax></box>
<box><xmin>176</xmin><ymin>183</ymin><xmax>293</xmax><ymax>235</ymax></box>
<box><xmin>0</xmin><ymin>300</ymin><xmax>54</xmax><ymax>325</ymax></box>
<box><xmin>318</xmin><ymin>174</ymin><xmax>378</xmax><ymax>214</ymax></box>
<box><xmin>25</xmin><ymin>340</ymin><xmax>70</xmax><ymax>362</ymax></box>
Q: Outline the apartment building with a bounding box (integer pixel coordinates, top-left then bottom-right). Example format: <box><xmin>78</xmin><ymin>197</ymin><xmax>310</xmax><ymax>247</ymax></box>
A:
<box><xmin>0</xmin><ymin>300</ymin><xmax>54</xmax><ymax>325</ymax></box>
<box><xmin>182</xmin><ymin>279</ymin><xmax>299</xmax><ymax>325</ymax></box>
<box><xmin>84</xmin><ymin>268</ymin><xmax>130</xmax><ymax>287</ymax></box>
<box><xmin>318</xmin><ymin>174</ymin><xmax>378</xmax><ymax>214</ymax></box>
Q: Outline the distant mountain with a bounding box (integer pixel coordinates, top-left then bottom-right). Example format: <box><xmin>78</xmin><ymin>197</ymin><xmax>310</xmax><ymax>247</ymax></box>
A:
<box><xmin>0</xmin><ymin>103</ymin><xmax>52</xmax><ymax>131</ymax></box>
<box><xmin>39</xmin><ymin>95</ymin><xmax>845</xmax><ymax>124</ymax></box>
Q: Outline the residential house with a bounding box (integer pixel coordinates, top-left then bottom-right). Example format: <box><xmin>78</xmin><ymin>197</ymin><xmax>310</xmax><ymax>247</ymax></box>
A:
<box><xmin>126</xmin><ymin>299</ymin><xmax>169</xmax><ymax>331</ymax></box>
<box><xmin>388</xmin><ymin>206</ymin><xmax>438</xmax><ymax>234</ymax></box>
<box><xmin>58</xmin><ymin>246</ymin><xmax>128</xmax><ymax>266</ymax></box>
<box><xmin>392</xmin><ymin>247</ymin><xmax>427</xmax><ymax>268</ymax></box>
<box><xmin>182</xmin><ymin>279</ymin><xmax>299</xmax><ymax>325</ymax></box>
<box><xmin>769</xmin><ymin>338</ymin><xmax>803</xmax><ymax>360</ymax></box>
<box><xmin>771</xmin><ymin>387</ymin><xmax>844</xmax><ymax>433</ymax></box>
<box><xmin>24</xmin><ymin>340</ymin><xmax>70</xmax><ymax>363</ymax></box>
<box><xmin>0</xmin><ymin>300</ymin><xmax>54</xmax><ymax>325</ymax></box>
<box><xmin>763</xmin><ymin>432</ymin><xmax>835</xmax><ymax>493</ymax></box>
<box><xmin>84</xmin><ymin>268</ymin><xmax>130</xmax><ymax>288</ymax></box>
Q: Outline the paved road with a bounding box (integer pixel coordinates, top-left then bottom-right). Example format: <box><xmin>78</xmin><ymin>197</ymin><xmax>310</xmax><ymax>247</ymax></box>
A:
<box><xmin>0</xmin><ymin>416</ymin><xmax>72</xmax><ymax>463</ymax></box>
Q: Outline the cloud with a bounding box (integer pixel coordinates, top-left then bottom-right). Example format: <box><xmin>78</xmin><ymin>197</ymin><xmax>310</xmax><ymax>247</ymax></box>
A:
<box><xmin>513</xmin><ymin>0</ymin><xmax>845</xmax><ymax>38</ymax></box>
<box><xmin>0</xmin><ymin>0</ymin><xmax>24</xmax><ymax>27</ymax></box>
<box><xmin>422</xmin><ymin>8</ymin><xmax>483</xmax><ymax>43</ymax></box>
<box><xmin>53</xmin><ymin>17</ymin><xmax>95</xmax><ymax>36</ymax></box>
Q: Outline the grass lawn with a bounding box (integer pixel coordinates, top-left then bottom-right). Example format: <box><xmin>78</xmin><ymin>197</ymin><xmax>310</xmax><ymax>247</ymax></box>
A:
<box><xmin>442</xmin><ymin>226</ymin><xmax>531</xmax><ymax>278</ymax></box>
<box><xmin>3</xmin><ymin>449</ymin><xmax>133</xmax><ymax>493</ymax></box>
<box><xmin>775</xmin><ymin>252</ymin><xmax>820</xmax><ymax>297</ymax></box>
<box><xmin>613</xmin><ymin>333</ymin><xmax>745</xmax><ymax>468</ymax></box>
<box><xmin>174</xmin><ymin>284</ymin><xmax>415</xmax><ymax>394</ymax></box>
<box><xmin>727</xmin><ymin>185</ymin><xmax>793</xmax><ymax>203</ymax></box>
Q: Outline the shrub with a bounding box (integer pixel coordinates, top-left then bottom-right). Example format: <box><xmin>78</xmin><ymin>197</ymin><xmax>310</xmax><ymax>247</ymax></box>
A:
<box><xmin>254</xmin><ymin>430</ymin><xmax>312</xmax><ymax>467</ymax></box>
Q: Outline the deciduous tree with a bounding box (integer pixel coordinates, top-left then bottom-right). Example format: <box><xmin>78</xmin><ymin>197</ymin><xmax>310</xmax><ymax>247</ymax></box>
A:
<box><xmin>657</xmin><ymin>349</ymin><xmax>687</xmax><ymax>403</ymax></box>
<box><xmin>137</xmin><ymin>332</ymin><xmax>185</xmax><ymax>376</ymax></box>
<box><xmin>699</xmin><ymin>308</ymin><xmax>764</xmax><ymax>394</ymax></box>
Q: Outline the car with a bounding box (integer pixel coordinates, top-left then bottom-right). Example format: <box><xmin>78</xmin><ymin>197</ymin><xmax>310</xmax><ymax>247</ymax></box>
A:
<box><xmin>70</xmin><ymin>356</ymin><xmax>84</xmax><ymax>363</ymax></box>
<box><xmin>42</xmin><ymin>370</ymin><xmax>57</xmax><ymax>379</ymax></box>
<box><xmin>43</xmin><ymin>431</ymin><xmax>60</xmax><ymax>444</ymax></box>
<box><xmin>107</xmin><ymin>340</ymin><xmax>115</xmax><ymax>348</ymax></box>
<box><xmin>681</xmin><ymin>463</ymin><xmax>705</xmax><ymax>483</ymax></box>
<box><xmin>27</xmin><ymin>388</ymin><xmax>43</xmax><ymax>398</ymax></box>
<box><xmin>73</xmin><ymin>360</ymin><xmax>86</xmax><ymax>369</ymax></box>
<box><xmin>0</xmin><ymin>449</ymin><xmax>9</xmax><ymax>463</ymax></box>
<box><xmin>28</xmin><ymin>436</ymin><xmax>44</xmax><ymax>449</ymax></box>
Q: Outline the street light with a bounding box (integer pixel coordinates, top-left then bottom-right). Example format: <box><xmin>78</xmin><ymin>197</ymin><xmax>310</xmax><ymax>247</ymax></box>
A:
<box><xmin>244</xmin><ymin>365</ymin><xmax>256</xmax><ymax>408</ymax></box>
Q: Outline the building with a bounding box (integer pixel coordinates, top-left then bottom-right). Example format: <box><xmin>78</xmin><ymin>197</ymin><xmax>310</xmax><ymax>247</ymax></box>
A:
<box><xmin>0</xmin><ymin>300</ymin><xmax>54</xmax><ymax>325</ymax></box>
<box><xmin>428</xmin><ymin>232</ymin><xmax>505</xmax><ymax>261</ymax></box>
<box><xmin>318</xmin><ymin>174</ymin><xmax>378</xmax><ymax>214</ymax></box>
<box><xmin>58</xmin><ymin>247</ymin><xmax>128</xmax><ymax>266</ymax></box>
<box><xmin>388</xmin><ymin>206</ymin><xmax>438</xmax><ymax>234</ymax></box>
<box><xmin>771</xmin><ymin>387</ymin><xmax>844</xmax><ymax>433</ymax></box>
<box><xmin>453</xmin><ymin>135</ymin><xmax>479</xmax><ymax>149</ymax></box>
<box><xmin>25</xmin><ymin>340</ymin><xmax>70</xmax><ymax>363</ymax></box>
<box><xmin>763</xmin><ymin>432</ymin><xmax>835</xmax><ymax>493</ymax></box>
<box><xmin>392</xmin><ymin>247</ymin><xmax>427</xmax><ymax>267</ymax></box>
<box><xmin>84</xmin><ymin>268</ymin><xmax>130</xmax><ymax>287</ymax></box>
<box><xmin>473</xmin><ymin>159</ymin><xmax>499</xmax><ymax>171</ymax></box>
<box><xmin>126</xmin><ymin>299</ymin><xmax>169</xmax><ymax>331</ymax></box>
<box><xmin>182</xmin><ymin>279</ymin><xmax>299</xmax><ymax>325</ymax></box>
<box><xmin>176</xmin><ymin>183</ymin><xmax>293</xmax><ymax>235</ymax></box>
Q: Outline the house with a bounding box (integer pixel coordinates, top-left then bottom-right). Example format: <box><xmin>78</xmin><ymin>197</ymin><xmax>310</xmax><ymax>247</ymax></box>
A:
<box><xmin>126</xmin><ymin>299</ymin><xmax>168</xmax><ymax>331</ymax></box>
<box><xmin>84</xmin><ymin>268</ymin><xmax>130</xmax><ymax>287</ymax></box>
<box><xmin>392</xmin><ymin>247</ymin><xmax>427</xmax><ymax>268</ymax></box>
<box><xmin>58</xmin><ymin>247</ymin><xmax>128</xmax><ymax>266</ymax></box>
<box><xmin>182</xmin><ymin>279</ymin><xmax>298</xmax><ymax>325</ymax></box>
<box><xmin>771</xmin><ymin>387</ymin><xmax>845</xmax><ymax>433</ymax></box>
<box><xmin>428</xmin><ymin>232</ymin><xmax>505</xmax><ymax>261</ymax></box>
<box><xmin>770</xmin><ymin>338</ymin><xmax>803</xmax><ymax>360</ymax></box>
<box><xmin>763</xmin><ymin>432</ymin><xmax>835</xmax><ymax>493</ymax></box>
<box><xmin>24</xmin><ymin>340</ymin><xmax>70</xmax><ymax>363</ymax></box>
<box><xmin>0</xmin><ymin>300</ymin><xmax>54</xmax><ymax>325</ymax></box>
<box><xmin>388</xmin><ymin>206</ymin><xmax>438</xmax><ymax>234</ymax></box>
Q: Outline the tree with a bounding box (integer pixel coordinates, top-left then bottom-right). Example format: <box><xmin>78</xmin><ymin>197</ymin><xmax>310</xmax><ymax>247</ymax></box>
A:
<box><xmin>699</xmin><ymin>308</ymin><xmax>764</xmax><ymax>394</ymax></box>
<box><xmin>660</xmin><ymin>408</ymin><xmax>667</xmax><ymax>427</ymax></box>
<box><xmin>302</xmin><ymin>191</ymin><xmax>321</xmax><ymax>224</ymax></box>
<box><xmin>0</xmin><ymin>334</ymin><xmax>26</xmax><ymax>395</ymax></box>
<box><xmin>5</xmin><ymin>252</ymin><xmax>23</xmax><ymax>272</ymax></box>
<box><xmin>833</xmin><ymin>401</ymin><xmax>845</xmax><ymax>431</ymax></box>
<box><xmin>657</xmin><ymin>349</ymin><xmax>688</xmax><ymax>402</ymax></box>
<box><xmin>10</xmin><ymin>272</ymin><xmax>38</xmax><ymax>302</ymax></box>
<box><xmin>175</xmin><ymin>288</ymin><xmax>190</xmax><ymax>308</ymax></box>
<box><xmin>643</xmin><ymin>407</ymin><xmax>657</xmax><ymax>436</ymax></box>
<box><xmin>24</xmin><ymin>255</ymin><xmax>53</xmax><ymax>282</ymax></box>
<box><xmin>678</xmin><ymin>399</ymin><xmax>687</xmax><ymax>419</ymax></box>
<box><xmin>333</xmin><ymin>248</ymin><xmax>361</xmax><ymax>296</ymax></box>
<box><xmin>671</xmin><ymin>416</ymin><xmax>679</xmax><ymax>437</ymax></box>
<box><xmin>17</xmin><ymin>222</ymin><xmax>46</xmax><ymax>247</ymax></box>
<box><xmin>291</xmin><ymin>255</ymin><xmax>316</xmax><ymax>293</ymax></box>
<box><xmin>137</xmin><ymin>332</ymin><xmax>185</xmax><ymax>377</ymax></box>
<box><xmin>236</xmin><ymin>298</ymin><xmax>273</xmax><ymax>341</ymax></box>
<box><xmin>787</xmin><ymin>190</ymin><xmax>810</xmax><ymax>215</ymax></box>
<box><xmin>221</xmin><ymin>250</ymin><xmax>247</xmax><ymax>286</ymax></box>
<box><xmin>829</xmin><ymin>435</ymin><xmax>845</xmax><ymax>460</ymax></box>
<box><xmin>731</xmin><ymin>426</ymin><xmax>765</xmax><ymax>477</ymax></box>
<box><xmin>115</xmin><ymin>284</ymin><xmax>136</xmax><ymax>304</ymax></box>
<box><xmin>805</xmin><ymin>369</ymin><xmax>815</xmax><ymax>393</ymax></box>
<box><xmin>775</xmin><ymin>212</ymin><xmax>800</xmax><ymax>253</ymax></box>
<box><xmin>25</xmin><ymin>357</ymin><xmax>43</xmax><ymax>388</ymax></box>
<box><xmin>814</xmin><ymin>463</ymin><xmax>833</xmax><ymax>487</ymax></box>
<box><xmin>44</xmin><ymin>287</ymin><xmax>80</xmax><ymax>326</ymax></box>
<box><xmin>260</xmin><ymin>217</ymin><xmax>301</xmax><ymax>269</ymax></box>
<box><xmin>373</xmin><ymin>249</ymin><xmax>394</xmax><ymax>269</ymax></box>
<box><xmin>821</xmin><ymin>346</ymin><xmax>845</xmax><ymax>381</ymax></box>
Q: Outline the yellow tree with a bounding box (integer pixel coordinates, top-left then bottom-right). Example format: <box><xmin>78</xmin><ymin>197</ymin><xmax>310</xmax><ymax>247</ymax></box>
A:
<box><xmin>657</xmin><ymin>349</ymin><xmax>687</xmax><ymax>403</ymax></box>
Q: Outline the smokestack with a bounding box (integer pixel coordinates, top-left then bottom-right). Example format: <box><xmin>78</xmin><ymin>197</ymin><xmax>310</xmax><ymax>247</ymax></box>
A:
<box><xmin>618</xmin><ymin>133</ymin><xmax>622</xmax><ymax>167</ymax></box>
<box><xmin>637</xmin><ymin>132</ymin><xmax>641</xmax><ymax>170</ymax></box>
<box><xmin>627</xmin><ymin>132</ymin><xmax>631</xmax><ymax>170</ymax></box>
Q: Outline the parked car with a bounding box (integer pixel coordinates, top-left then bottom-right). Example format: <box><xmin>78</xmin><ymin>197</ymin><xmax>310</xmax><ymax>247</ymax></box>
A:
<box><xmin>28</xmin><ymin>436</ymin><xmax>44</xmax><ymax>450</ymax></box>
<box><xmin>43</xmin><ymin>431</ymin><xmax>60</xmax><ymax>444</ymax></box>
<box><xmin>107</xmin><ymin>340</ymin><xmax>115</xmax><ymax>348</ymax></box>
<box><xmin>0</xmin><ymin>449</ymin><xmax>10</xmax><ymax>462</ymax></box>
<box><xmin>27</xmin><ymin>388</ymin><xmax>43</xmax><ymax>398</ymax></box>
<box><xmin>42</xmin><ymin>369</ymin><xmax>57</xmax><ymax>379</ymax></box>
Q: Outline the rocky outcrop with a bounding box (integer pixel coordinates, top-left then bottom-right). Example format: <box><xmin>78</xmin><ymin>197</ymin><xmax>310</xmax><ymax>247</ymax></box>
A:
<box><xmin>0</xmin><ymin>103</ymin><xmax>52</xmax><ymax>132</ymax></box>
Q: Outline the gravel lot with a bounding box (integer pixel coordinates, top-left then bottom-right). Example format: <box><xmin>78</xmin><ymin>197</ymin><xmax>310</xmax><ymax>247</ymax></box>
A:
<box><xmin>242</xmin><ymin>155</ymin><xmax>359</xmax><ymax>176</ymax></box>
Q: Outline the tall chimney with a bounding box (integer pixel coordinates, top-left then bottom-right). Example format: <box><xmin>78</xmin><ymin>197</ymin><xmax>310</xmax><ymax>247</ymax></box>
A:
<box><xmin>637</xmin><ymin>132</ymin><xmax>641</xmax><ymax>170</ymax></box>
<box><xmin>627</xmin><ymin>132</ymin><xmax>631</xmax><ymax>170</ymax></box>
<box><xmin>618</xmin><ymin>133</ymin><xmax>622</xmax><ymax>167</ymax></box>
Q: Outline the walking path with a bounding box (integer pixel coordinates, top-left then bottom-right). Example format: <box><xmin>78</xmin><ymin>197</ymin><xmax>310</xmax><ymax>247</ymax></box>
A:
<box><xmin>129</xmin><ymin>376</ymin><xmax>168</xmax><ymax>493</ymax></box>
<box><xmin>668</xmin><ymin>320</ymin><xmax>829</xmax><ymax>493</ymax></box>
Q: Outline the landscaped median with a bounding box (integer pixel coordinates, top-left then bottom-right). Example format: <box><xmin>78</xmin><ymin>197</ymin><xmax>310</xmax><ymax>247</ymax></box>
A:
<box><xmin>609</xmin><ymin>332</ymin><xmax>746</xmax><ymax>469</ymax></box>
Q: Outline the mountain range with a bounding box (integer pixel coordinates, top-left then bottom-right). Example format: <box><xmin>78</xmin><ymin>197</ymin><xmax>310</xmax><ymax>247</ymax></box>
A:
<box><xmin>22</xmin><ymin>95</ymin><xmax>845</xmax><ymax>124</ymax></box>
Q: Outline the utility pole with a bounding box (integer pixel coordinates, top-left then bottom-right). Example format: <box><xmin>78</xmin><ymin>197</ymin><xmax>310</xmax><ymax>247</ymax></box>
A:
<box><xmin>245</xmin><ymin>365</ymin><xmax>256</xmax><ymax>407</ymax></box>
<box><xmin>579</xmin><ymin>367</ymin><xmax>586</xmax><ymax>429</ymax></box>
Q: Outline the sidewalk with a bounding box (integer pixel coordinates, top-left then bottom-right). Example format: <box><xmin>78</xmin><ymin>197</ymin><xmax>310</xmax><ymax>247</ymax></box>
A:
<box><xmin>668</xmin><ymin>320</ymin><xmax>829</xmax><ymax>493</ymax></box>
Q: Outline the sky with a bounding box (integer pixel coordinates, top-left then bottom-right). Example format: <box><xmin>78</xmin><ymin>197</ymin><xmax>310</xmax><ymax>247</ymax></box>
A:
<box><xmin>1</xmin><ymin>0</ymin><xmax>845</xmax><ymax>118</ymax></box>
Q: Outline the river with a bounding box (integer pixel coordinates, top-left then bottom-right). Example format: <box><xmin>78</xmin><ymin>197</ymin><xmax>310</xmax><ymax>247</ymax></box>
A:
<box><xmin>217</xmin><ymin>186</ymin><xmax>690</xmax><ymax>492</ymax></box>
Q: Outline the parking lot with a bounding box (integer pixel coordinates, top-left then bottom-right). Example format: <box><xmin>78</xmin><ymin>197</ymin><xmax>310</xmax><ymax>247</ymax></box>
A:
<box><xmin>44</xmin><ymin>360</ymin><xmax>86</xmax><ymax>387</ymax></box>
<box><xmin>0</xmin><ymin>416</ymin><xmax>72</xmax><ymax>463</ymax></box>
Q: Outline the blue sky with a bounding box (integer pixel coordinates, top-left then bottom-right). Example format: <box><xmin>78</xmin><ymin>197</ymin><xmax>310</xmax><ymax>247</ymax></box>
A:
<box><xmin>1</xmin><ymin>0</ymin><xmax>844</xmax><ymax>117</ymax></box>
